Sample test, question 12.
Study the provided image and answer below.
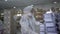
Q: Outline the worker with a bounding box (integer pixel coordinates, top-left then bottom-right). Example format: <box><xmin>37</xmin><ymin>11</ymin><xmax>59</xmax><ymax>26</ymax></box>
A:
<box><xmin>19</xmin><ymin>5</ymin><xmax>38</xmax><ymax>34</ymax></box>
<box><xmin>55</xmin><ymin>8</ymin><xmax>60</xmax><ymax>34</ymax></box>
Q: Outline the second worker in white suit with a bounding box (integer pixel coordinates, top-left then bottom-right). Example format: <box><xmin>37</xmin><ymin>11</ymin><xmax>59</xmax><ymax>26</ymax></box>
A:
<box><xmin>19</xmin><ymin>5</ymin><xmax>38</xmax><ymax>34</ymax></box>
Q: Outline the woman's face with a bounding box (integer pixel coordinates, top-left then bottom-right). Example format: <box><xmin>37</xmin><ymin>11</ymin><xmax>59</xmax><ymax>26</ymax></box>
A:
<box><xmin>34</xmin><ymin>11</ymin><xmax>43</xmax><ymax>21</ymax></box>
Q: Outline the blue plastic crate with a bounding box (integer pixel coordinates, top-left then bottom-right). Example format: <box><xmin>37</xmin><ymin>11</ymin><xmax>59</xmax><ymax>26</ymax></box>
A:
<box><xmin>45</xmin><ymin>23</ymin><xmax>55</xmax><ymax>27</ymax></box>
<box><xmin>46</xmin><ymin>27</ymin><xmax>57</xmax><ymax>32</ymax></box>
<box><xmin>47</xmin><ymin>32</ymin><xmax>57</xmax><ymax>34</ymax></box>
<box><xmin>40</xmin><ymin>27</ymin><xmax>45</xmax><ymax>31</ymax></box>
<box><xmin>44</xmin><ymin>21</ymin><xmax>55</xmax><ymax>23</ymax></box>
<box><xmin>40</xmin><ymin>32</ymin><xmax>45</xmax><ymax>34</ymax></box>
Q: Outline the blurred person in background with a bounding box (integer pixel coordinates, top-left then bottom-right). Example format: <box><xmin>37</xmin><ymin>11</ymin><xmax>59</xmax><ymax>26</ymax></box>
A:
<box><xmin>50</xmin><ymin>7</ymin><xmax>60</xmax><ymax>34</ymax></box>
<box><xmin>55</xmin><ymin>8</ymin><xmax>60</xmax><ymax>34</ymax></box>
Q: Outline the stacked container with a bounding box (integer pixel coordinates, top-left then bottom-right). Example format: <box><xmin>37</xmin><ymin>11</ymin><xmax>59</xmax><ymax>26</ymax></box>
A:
<box><xmin>56</xmin><ymin>13</ymin><xmax>60</xmax><ymax>34</ymax></box>
<box><xmin>44</xmin><ymin>13</ymin><xmax>57</xmax><ymax>34</ymax></box>
<box><xmin>40</xmin><ymin>23</ymin><xmax>45</xmax><ymax>34</ymax></box>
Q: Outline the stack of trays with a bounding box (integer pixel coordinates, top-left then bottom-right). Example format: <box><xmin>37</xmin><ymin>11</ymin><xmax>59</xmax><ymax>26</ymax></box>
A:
<box><xmin>57</xmin><ymin>13</ymin><xmax>60</xmax><ymax>22</ymax></box>
<box><xmin>40</xmin><ymin>27</ymin><xmax>44</xmax><ymax>31</ymax></box>
<box><xmin>46</xmin><ymin>27</ymin><xmax>57</xmax><ymax>32</ymax></box>
<box><xmin>58</xmin><ymin>22</ymin><xmax>60</xmax><ymax>30</ymax></box>
<box><xmin>44</xmin><ymin>16</ymin><xmax>53</xmax><ymax>21</ymax></box>
<box><xmin>45</xmin><ymin>23</ymin><xmax>55</xmax><ymax>27</ymax></box>
<box><xmin>44</xmin><ymin>13</ymin><xmax>58</xmax><ymax>34</ymax></box>
<box><xmin>40</xmin><ymin>24</ymin><xmax>45</xmax><ymax>34</ymax></box>
<box><xmin>44</xmin><ymin>13</ymin><xmax>55</xmax><ymax>20</ymax></box>
<box><xmin>40</xmin><ymin>32</ymin><xmax>45</xmax><ymax>34</ymax></box>
<box><xmin>40</xmin><ymin>24</ymin><xmax>44</xmax><ymax>31</ymax></box>
<box><xmin>57</xmin><ymin>13</ymin><xmax>60</xmax><ymax>31</ymax></box>
<box><xmin>47</xmin><ymin>32</ymin><xmax>57</xmax><ymax>34</ymax></box>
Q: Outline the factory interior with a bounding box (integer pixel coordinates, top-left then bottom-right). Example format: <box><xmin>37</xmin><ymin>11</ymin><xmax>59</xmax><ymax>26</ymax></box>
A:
<box><xmin>0</xmin><ymin>0</ymin><xmax>60</xmax><ymax>34</ymax></box>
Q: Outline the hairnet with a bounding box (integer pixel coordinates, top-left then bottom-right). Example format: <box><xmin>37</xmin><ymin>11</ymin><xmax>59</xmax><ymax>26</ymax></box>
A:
<box><xmin>23</xmin><ymin>5</ymin><xmax>34</xmax><ymax>13</ymax></box>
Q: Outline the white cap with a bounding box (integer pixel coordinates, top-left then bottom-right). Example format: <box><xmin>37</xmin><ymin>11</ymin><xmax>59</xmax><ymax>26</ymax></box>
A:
<box><xmin>23</xmin><ymin>5</ymin><xmax>34</xmax><ymax>13</ymax></box>
<box><xmin>46</xmin><ymin>9</ymin><xmax>53</xmax><ymax>14</ymax></box>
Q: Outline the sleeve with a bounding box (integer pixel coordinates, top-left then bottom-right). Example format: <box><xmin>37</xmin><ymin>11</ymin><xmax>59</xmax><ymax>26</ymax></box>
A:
<box><xmin>32</xmin><ymin>15</ymin><xmax>39</xmax><ymax>25</ymax></box>
<box><xmin>19</xmin><ymin>16</ymin><xmax>29</xmax><ymax>27</ymax></box>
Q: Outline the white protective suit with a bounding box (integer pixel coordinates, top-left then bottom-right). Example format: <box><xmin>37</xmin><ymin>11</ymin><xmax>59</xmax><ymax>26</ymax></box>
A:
<box><xmin>19</xmin><ymin>5</ymin><xmax>38</xmax><ymax>34</ymax></box>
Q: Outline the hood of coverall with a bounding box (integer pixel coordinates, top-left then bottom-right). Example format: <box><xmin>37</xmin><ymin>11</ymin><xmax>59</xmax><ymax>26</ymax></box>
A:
<box><xmin>23</xmin><ymin>5</ymin><xmax>34</xmax><ymax>16</ymax></box>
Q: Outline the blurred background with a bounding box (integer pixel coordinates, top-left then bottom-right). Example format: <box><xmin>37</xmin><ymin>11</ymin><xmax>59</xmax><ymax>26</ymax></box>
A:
<box><xmin>0</xmin><ymin>0</ymin><xmax>60</xmax><ymax>34</ymax></box>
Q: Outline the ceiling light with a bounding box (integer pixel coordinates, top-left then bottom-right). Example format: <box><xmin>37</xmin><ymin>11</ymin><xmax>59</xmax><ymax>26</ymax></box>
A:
<box><xmin>16</xmin><ymin>14</ymin><xmax>22</xmax><ymax>16</ymax></box>
<box><xmin>13</xmin><ymin>6</ymin><xmax>16</xmax><ymax>8</ymax></box>
<box><xmin>5</xmin><ymin>0</ymin><xmax>7</xmax><ymax>1</ymax></box>
<box><xmin>53</xmin><ymin>2</ymin><xmax>57</xmax><ymax>4</ymax></box>
<box><xmin>1</xmin><ymin>13</ymin><xmax>4</xmax><ymax>15</ymax></box>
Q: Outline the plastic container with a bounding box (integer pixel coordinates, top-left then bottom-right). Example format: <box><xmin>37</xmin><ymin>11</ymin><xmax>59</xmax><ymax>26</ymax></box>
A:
<box><xmin>40</xmin><ymin>32</ymin><xmax>45</xmax><ymax>34</ymax></box>
<box><xmin>44</xmin><ymin>21</ymin><xmax>54</xmax><ymax>23</ymax></box>
<box><xmin>46</xmin><ymin>27</ymin><xmax>57</xmax><ymax>32</ymax></box>
<box><xmin>45</xmin><ymin>23</ymin><xmax>55</xmax><ymax>27</ymax></box>
<box><xmin>44</xmin><ymin>13</ymin><xmax>54</xmax><ymax>21</ymax></box>
<box><xmin>40</xmin><ymin>24</ymin><xmax>44</xmax><ymax>28</ymax></box>
<box><xmin>47</xmin><ymin>32</ymin><xmax>57</xmax><ymax>34</ymax></box>
<box><xmin>40</xmin><ymin>27</ymin><xmax>44</xmax><ymax>31</ymax></box>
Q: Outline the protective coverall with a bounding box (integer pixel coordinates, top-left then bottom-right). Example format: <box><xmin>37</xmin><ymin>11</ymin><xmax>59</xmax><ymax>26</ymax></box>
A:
<box><xmin>19</xmin><ymin>5</ymin><xmax>38</xmax><ymax>34</ymax></box>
